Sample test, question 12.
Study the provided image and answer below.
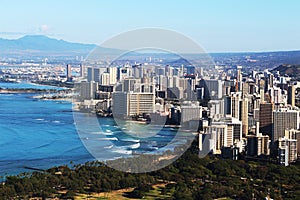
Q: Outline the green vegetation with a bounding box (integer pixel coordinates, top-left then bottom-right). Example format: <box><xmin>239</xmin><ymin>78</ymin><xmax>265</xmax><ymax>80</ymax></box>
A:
<box><xmin>271</xmin><ymin>64</ymin><xmax>300</xmax><ymax>80</ymax></box>
<box><xmin>0</xmin><ymin>140</ymin><xmax>300</xmax><ymax>199</ymax></box>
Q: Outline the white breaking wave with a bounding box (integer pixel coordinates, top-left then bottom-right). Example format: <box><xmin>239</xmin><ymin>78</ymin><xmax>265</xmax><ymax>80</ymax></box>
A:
<box><xmin>154</xmin><ymin>135</ymin><xmax>165</xmax><ymax>138</ymax></box>
<box><xmin>129</xmin><ymin>142</ymin><xmax>140</xmax><ymax>149</ymax></box>
<box><xmin>101</xmin><ymin>132</ymin><xmax>113</xmax><ymax>136</ymax></box>
<box><xmin>121</xmin><ymin>138</ymin><xmax>140</xmax><ymax>143</ymax></box>
<box><xmin>104</xmin><ymin>145</ymin><xmax>114</xmax><ymax>149</ymax></box>
<box><xmin>96</xmin><ymin>137</ymin><xmax>118</xmax><ymax>141</ymax></box>
<box><xmin>112</xmin><ymin>148</ymin><xmax>132</xmax><ymax>155</ymax></box>
<box><xmin>89</xmin><ymin>131</ymin><xmax>114</xmax><ymax>136</ymax></box>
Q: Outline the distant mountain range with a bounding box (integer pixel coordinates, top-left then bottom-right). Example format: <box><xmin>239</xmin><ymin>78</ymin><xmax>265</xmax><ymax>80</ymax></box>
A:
<box><xmin>0</xmin><ymin>35</ymin><xmax>300</xmax><ymax>71</ymax></box>
<box><xmin>0</xmin><ymin>35</ymin><xmax>116</xmax><ymax>57</ymax></box>
<box><xmin>0</xmin><ymin>35</ymin><xmax>97</xmax><ymax>51</ymax></box>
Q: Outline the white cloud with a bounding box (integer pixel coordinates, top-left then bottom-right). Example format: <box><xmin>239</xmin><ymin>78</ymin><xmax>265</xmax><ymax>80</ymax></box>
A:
<box><xmin>38</xmin><ymin>25</ymin><xmax>50</xmax><ymax>34</ymax></box>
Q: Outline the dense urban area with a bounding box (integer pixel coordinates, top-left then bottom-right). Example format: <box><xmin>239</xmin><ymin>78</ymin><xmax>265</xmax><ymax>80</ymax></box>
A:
<box><xmin>1</xmin><ymin>38</ymin><xmax>300</xmax><ymax>199</ymax></box>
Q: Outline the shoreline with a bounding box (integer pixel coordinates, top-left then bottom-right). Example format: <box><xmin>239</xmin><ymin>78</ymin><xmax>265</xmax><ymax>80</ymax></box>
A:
<box><xmin>0</xmin><ymin>88</ymin><xmax>64</xmax><ymax>94</ymax></box>
<box><xmin>0</xmin><ymin>90</ymin><xmax>45</xmax><ymax>94</ymax></box>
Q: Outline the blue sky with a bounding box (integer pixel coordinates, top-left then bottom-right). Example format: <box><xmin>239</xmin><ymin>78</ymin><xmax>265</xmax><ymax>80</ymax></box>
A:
<box><xmin>1</xmin><ymin>0</ymin><xmax>300</xmax><ymax>52</ymax></box>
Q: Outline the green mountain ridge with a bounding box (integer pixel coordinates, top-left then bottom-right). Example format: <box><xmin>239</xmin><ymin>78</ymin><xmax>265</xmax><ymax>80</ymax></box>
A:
<box><xmin>271</xmin><ymin>64</ymin><xmax>300</xmax><ymax>77</ymax></box>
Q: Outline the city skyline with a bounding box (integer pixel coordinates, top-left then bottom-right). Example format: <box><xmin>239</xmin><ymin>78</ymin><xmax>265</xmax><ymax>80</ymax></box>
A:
<box><xmin>1</xmin><ymin>0</ymin><xmax>300</xmax><ymax>53</ymax></box>
<box><xmin>1</xmin><ymin>1</ymin><xmax>300</xmax><ymax>199</ymax></box>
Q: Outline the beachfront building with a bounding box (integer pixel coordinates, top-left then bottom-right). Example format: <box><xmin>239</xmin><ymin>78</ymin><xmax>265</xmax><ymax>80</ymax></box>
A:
<box><xmin>112</xmin><ymin>91</ymin><xmax>155</xmax><ymax>117</ymax></box>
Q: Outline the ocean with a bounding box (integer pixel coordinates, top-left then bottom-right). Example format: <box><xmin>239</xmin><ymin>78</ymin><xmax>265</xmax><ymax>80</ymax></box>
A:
<box><xmin>0</xmin><ymin>82</ymin><xmax>93</xmax><ymax>176</ymax></box>
<box><xmin>0</xmin><ymin>82</ymin><xmax>193</xmax><ymax>176</ymax></box>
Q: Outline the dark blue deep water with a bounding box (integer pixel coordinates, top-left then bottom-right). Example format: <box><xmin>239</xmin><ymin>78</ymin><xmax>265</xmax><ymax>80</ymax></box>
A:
<box><xmin>0</xmin><ymin>82</ymin><xmax>191</xmax><ymax>177</ymax></box>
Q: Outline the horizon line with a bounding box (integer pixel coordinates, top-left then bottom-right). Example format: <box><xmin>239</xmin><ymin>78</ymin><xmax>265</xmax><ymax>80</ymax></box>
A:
<box><xmin>0</xmin><ymin>34</ymin><xmax>299</xmax><ymax>55</ymax></box>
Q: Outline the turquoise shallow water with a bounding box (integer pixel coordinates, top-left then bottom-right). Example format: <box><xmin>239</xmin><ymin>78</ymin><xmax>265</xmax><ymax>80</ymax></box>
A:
<box><xmin>0</xmin><ymin>82</ymin><xmax>192</xmax><ymax>176</ymax></box>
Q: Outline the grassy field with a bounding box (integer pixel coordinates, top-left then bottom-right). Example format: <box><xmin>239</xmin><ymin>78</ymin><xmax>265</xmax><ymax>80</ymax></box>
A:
<box><xmin>74</xmin><ymin>183</ymin><xmax>172</xmax><ymax>200</ymax></box>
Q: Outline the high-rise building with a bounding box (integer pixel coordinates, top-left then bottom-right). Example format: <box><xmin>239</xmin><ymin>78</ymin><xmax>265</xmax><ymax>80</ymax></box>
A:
<box><xmin>128</xmin><ymin>93</ymin><xmax>155</xmax><ymax>116</ymax></box>
<box><xmin>204</xmin><ymin>79</ymin><xmax>223</xmax><ymax>99</ymax></box>
<box><xmin>224</xmin><ymin>96</ymin><xmax>232</xmax><ymax>116</ymax></box>
<box><xmin>242</xmin><ymin>82</ymin><xmax>249</xmax><ymax>97</ymax></box>
<box><xmin>288</xmin><ymin>85</ymin><xmax>295</xmax><ymax>107</ymax></box>
<box><xmin>236</xmin><ymin>66</ymin><xmax>242</xmax><ymax>91</ymax></box>
<box><xmin>156</xmin><ymin>67</ymin><xmax>165</xmax><ymax>76</ymax></box>
<box><xmin>253</xmin><ymin>108</ymin><xmax>259</xmax><ymax>121</ymax></box>
<box><xmin>180</xmin><ymin>102</ymin><xmax>202</xmax><ymax>123</ymax></box>
<box><xmin>269</xmin><ymin>74</ymin><xmax>274</xmax><ymax>88</ymax></box>
<box><xmin>165</xmin><ymin>65</ymin><xmax>175</xmax><ymax>76</ymax></box>
<box><xmin>273</xmin><ymin>109</ymin><xmax>299</xmax><ymax>142</ymax></box>
<box><xmin>107</xmin><ymin>67</ymin><xmax>117</xmax><ymax>85</ymax></box>
<box><xmin>78</xmin><ymin>81</ymin><xmax>98</xmax><ymax>100</ymax></box>
<box><xmin>112</xmin><ymin>92</ymin><xmax>129</xmax><ymax>117</ymax></box>
<box><xmin>208</xmin><ymin>99</ymin><xmax>224</xmax><ymax>119</ymax></box>
<box><xmin>93</xmin><ymin>68</ymin><xmax>100</xmax><ymax>82</ymax></box>
<box><xmin>132</xmin><ymin>65</ymin><xmax>141</xmax><ymax>78</ymax></box>
<box><xmin>166</xmin><ymin>76</ymin><xmax>174</xmax><ymax>88</ymax></box>
<box><xmin>202</xmin><ymin>124</ymin><xmax>228</xmax><ymax>154</ymax></box>
<box><xmin>260</xmin><ymin>90</ymin><xmax>265</xmax><ymax>102</ymax></box>
<box><xmin>66</xmin><ymin>64</ymin><xmax>72</xmax><ymax>81</ymax></box>
<box><xmin>201</xmin><ymin>117</ymin><xmax>242</xmax><ymax>154</ymax></box>
<box><xmin>100</xmin><ymin>72</ymin><xmax>110</xmax><ymax>85</ymax></box>
<box><xmin>223</xmin><ymin>92</ymin><xmax>241</xmax><ymax>119</ymax></box>
<box><xmin>179</xmin><ymin>78</ymin><xmax>188</xmax><ymax>92</ymax></box>
<box><xmin>167</xmin><ymin>87</ymin><xmax>183</xmax><ymax>99</ymax></box>
<box><xmin>199</xmin><ymin>67</ymin><xmax>204</xmax><ymax>77</ymax></box>
<box><xmin>221</xmin><ymin>146</ymin><xmax>239</xmax><ymax>160</ymax></box>
<box><xmin>284</xmin><ymin>129</ymin><xmax>300</xmax><ymax>158</ymax></box>
<box><xmin>223</xmin><ymin>80</ymin><xmax>235</xmax><ymax>96</ymax></box>
<box><xmin>119</xmin><ymin>67</ymin><xmax>131</xmax><ymax>81</ymax></box>
<box><xmin>269</xmin><ymin>86</ymin><xmax>282</xmax><ymax>104</ymax></box>
<box><xmin>80</xmin><ymin>64</ymin><xmax>85</xmax><ymax>78</ymax></box>
<box><xmin>123</xmin><ymin>78</ymin><xmax>139</xmax><ymax>92</ymax></box>
<box><xmin>158</xmin><ymin>75</ymin><xmax>168</xmax><ymax>91</ymax></box>
<box><xmin>87</xmin><ymin>67</ymin><xmax>106</xmax><ymax>82</ymax></box>
<box><xmin>87</xmin><ymin>67</ymin><xmax>93</xmax><ymax>82</ymax></box>
<box><xmin>259</xmin><ymin>102</ymin><xmax>274</xmax><ymax>137</ymax></box>
<box><xmin>231</xmin><ymin>92</ymin><xmax>241</xmax><ymax>119</ymax></box>
<box><xmin>168</xmin><ymin>106</ymin><xmax>181</xmax><ymax>125</ymax></box>
<box><xmin>196</xmin><ymin>87</ymin><xmax>205</xmax><ymax>100</ymax></box>
<box><xmin>172</xmin><ymin>76</ymin><xmax>180</xmax><ymax>88</ymax></box>
<box><xmin>248</xmin><ymin>82</ymin><xmax>256</xmax><ymax>95</ymax></box>
<box><xmin>246</xmin><ymin>133</ymin><xmax>270</xmax><ymax>157</ymax></box>
<box><xmin>259</xmin><ymin>79</ymin><xmax>266</xmax><ymax>93</ymax></box>
<box><xmin>240</xmin><ymin>98</ymin><xmax>249</xmax><ymax>136</ymax></box>
<box><xmin>185</xmin><ymin>78</ymin><xmax>196</xmax><ymax>100</ymax></box>
<box><xmin>112</xmin><ymin>92</ymin><xmax>155</xmax><ymax>117</ymax></box>
<box><xmin>227</xmin><ymin>118</ymin><xmax>242</xmax><ymax>145</ymax></box>
<box><xmin>278</xmin><ymin>137</ymin><xmax>297</xmax><ymax>166</ymax></box>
